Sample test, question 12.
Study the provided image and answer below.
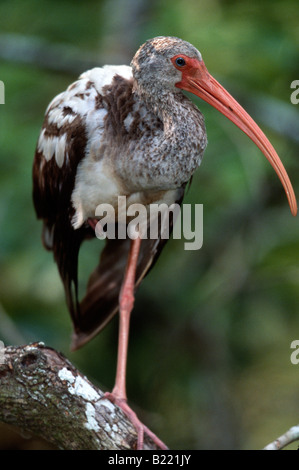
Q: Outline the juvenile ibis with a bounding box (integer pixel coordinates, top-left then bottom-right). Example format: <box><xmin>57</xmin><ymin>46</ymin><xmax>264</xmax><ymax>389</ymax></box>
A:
<box><xmin>33</xmin><ymin>36</ymin><xmax>297</xmax><ymax>449</ymax></box>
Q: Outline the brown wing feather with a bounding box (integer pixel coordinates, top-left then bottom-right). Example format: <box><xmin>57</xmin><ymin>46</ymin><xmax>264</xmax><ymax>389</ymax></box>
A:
<box><xmin>33</xmin><ymin>83</ymin><xmax>92</xmax><ymax>329</ymax></box>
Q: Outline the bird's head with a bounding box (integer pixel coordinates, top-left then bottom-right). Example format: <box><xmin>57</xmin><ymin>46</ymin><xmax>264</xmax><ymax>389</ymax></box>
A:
<box><xmin>131</xmin><ymin>36</ymin><xmax>202</xmax><ymax>95</ymax></box>
<box><xmin>132</xmin><ymin>36</ymin><xmax>297</xmax><ymax>216</ymax></box>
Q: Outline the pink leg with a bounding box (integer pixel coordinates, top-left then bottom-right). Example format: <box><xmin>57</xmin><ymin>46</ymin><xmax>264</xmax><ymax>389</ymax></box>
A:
<box><xmin>104</xmin><ymin>237</ymin><xmax>167</xmax><ymax>450</ymax></box>
<box><xmin>87</xmin><ymin>218</ymin><xmax>98</xmax><ymax>231</ymax></box>
<box><xmin>112</xmin><ymin>236</ymin><xmax>141</xmax><ymax>401</ymax></box>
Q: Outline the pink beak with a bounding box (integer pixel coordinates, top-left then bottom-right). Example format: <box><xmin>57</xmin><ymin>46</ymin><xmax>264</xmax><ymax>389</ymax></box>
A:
<box><xmin>175</xmin><ymin>58</ymin><xmax>297</xmax><ymax>216</ymax></box>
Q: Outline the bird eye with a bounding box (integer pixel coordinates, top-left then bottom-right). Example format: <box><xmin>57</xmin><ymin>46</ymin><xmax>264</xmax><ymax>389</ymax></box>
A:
<box><xmin>175</xmin><ymin>57</ymin><xmax>186</xmax><ymax>67</ymax></box>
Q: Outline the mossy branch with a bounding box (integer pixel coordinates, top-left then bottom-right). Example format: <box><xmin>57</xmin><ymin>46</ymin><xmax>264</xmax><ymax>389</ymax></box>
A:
<box><xmin>0</xmin><ymin>343</ymin><xmax>161</xmax><ymax>450</ymax></box>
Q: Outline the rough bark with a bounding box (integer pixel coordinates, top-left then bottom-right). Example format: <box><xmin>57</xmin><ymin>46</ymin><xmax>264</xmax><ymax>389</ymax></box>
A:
<box><xmin>0</xmin><ymin>343</ymin><xmax>161</xmax><ymax>450</ymax></box>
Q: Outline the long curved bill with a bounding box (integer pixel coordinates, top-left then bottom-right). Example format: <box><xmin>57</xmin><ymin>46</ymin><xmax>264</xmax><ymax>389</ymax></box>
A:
<box><xmin>177</xmin><ymin>59</ymin><xmax>297</xmax><ymax>216</ymax></box>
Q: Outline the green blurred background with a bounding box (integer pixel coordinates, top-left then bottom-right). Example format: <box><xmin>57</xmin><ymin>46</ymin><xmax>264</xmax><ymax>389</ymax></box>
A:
<box><xmin>1</xmin><ymin>0</ymin><xmax>299</xmax><ymax>450</ymax></box>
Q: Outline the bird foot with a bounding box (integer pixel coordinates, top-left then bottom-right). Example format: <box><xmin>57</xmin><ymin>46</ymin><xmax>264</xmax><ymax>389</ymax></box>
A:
<box><xmin>103</xmin><ymin>392</ymin><xmax>168</xmax><ymax>450</ymax></box>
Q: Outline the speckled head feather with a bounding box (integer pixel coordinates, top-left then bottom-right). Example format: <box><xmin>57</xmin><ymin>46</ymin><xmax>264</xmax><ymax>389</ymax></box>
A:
<box><xmin>131</xmin><ymin>36</ymin><xmax>202</xmax><ymax>100</ymax></box>
<box><xmin>133</xmin><ymin>36</ymin><xmax>202</xmax><ymax>61</ymax></box>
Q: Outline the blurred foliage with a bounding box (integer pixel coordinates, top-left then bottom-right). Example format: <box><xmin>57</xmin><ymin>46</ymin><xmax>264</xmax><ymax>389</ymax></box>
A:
<box><xmin>1</xmin><ymin>0</ymin><xmax>299</xmax><ymax>450</ymax></box>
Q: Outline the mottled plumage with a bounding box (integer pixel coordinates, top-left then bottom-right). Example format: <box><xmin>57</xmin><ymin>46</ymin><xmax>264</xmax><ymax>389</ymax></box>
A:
<box><xmin>33</xmin><ymin>37</ymin><xmax>207</xmax><ymax>349</ymax></box>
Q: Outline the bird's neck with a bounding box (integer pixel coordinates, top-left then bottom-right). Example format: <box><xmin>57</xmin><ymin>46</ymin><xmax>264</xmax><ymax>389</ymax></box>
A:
<box><xmin>159</xmin><ymin>92</ymin><xmax>202</xmax><ymax>141</ymax></box>
<box><xmin>122</xmin><ymin>87</ymin><xmax>207</xmax><ymax>191</ymax></box>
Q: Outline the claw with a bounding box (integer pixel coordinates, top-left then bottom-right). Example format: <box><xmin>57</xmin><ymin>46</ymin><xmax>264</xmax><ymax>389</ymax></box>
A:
<box><xmin>104</xmin><ymin>392</ymin><xmax>168</xmax><ymax>450</ymax></box>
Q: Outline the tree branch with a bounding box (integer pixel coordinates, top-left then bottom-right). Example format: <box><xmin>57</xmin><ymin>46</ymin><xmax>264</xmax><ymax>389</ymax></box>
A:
<box><xmin>0</xmin><ymin>343</ymin><xmax>162</xmax><ymax>450</ymax></box>
<box><xmin>263</xmin><ymin>425</ymin><xmax>299</xmax><ymax>450</ymax></box>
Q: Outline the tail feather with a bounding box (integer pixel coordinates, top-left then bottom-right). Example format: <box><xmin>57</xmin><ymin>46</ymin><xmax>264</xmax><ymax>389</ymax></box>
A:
<box><xmin>39</xmin><ymin>187</ymin><xmax>186</xmax><ymax>351</ymax></box>
<box><xmin>71</xmin><ymin>236</ymin><xmax>161</xmax><ymax>350</ymax></box>
<box><xmin>71</xmin><ymin>187</ymin><xmax>185</xmax><ymax>350</ymax></box>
